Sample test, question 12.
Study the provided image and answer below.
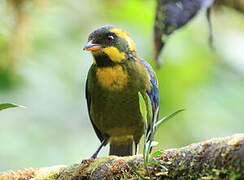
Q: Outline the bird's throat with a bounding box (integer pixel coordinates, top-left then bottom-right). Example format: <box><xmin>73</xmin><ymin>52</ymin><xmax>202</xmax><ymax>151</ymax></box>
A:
<box><xmin>93</xmin><ymin>53</ymin><xmax>116</xmax><ymax>67</ymax></box>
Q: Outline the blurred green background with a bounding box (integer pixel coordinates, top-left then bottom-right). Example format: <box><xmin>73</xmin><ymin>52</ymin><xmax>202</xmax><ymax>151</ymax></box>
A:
<box><xmin>0</xmin><ymin>0</ymin><xmax>244</xmax><ymax>171</ymax></box>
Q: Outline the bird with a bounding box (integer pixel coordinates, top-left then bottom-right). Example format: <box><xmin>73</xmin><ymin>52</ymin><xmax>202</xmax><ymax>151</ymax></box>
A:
<box><xmin>83</xmin><ymin>25</ymin><xmax>159</xmax><ymax>158</ymax></box>
<box><xmin>154</xmin><ymin>0</ymin><xmax>214</xmax><ymax>66</ymax></box>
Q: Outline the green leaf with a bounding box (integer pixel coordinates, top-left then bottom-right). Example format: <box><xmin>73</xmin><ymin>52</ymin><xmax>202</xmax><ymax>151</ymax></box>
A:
<box><xmin>143</xmin><ymin>108</ymin><xmax>184</xmax><ymax>172</ymax></box>
<box><xmin>154</xmin><ymin>109</ymin><xmax>185</xmax><ymax>128</ymax></box>
<box><xmin>139</xmin><ymin>91</ymin><xmax>153</xmax><ymax>130</ymax></box>
<box><xmin>138</xmin><ymin>92</ymin><xmax>147</xmax><ymax>123</ymax></box>
<box><xmin>0</xmin><ymin>103</ymin><xmax>24</xmax><ymax>111</ymax></box>
<box><xmin>151</xmin><ymin>151</ymin><xmax>164</xmax><ymax>158</ymax></box>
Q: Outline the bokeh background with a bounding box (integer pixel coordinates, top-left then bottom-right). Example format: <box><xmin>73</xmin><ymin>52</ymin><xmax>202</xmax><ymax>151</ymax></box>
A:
<box><xmin>0</xmin><ymin>0</ymin><xmax>244</xmax><ymax>171</ymax></box>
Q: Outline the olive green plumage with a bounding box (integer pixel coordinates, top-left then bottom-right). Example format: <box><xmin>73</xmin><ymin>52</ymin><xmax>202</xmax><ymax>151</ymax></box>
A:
<box><xmin>84</xmin><ymin>25</ymin><xmax>159</xmax><ymax>158</ymax></box>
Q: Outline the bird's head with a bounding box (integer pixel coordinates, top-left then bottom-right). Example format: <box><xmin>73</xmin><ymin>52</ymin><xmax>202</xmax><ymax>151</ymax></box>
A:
<box><xmin>83</xmin><ymin>26</ymin><xmax>137</xmax><ymax>66</ymax></box>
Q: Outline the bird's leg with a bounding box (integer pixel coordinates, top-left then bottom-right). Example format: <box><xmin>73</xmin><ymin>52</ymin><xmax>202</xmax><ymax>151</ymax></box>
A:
<box><xmin>135</xmin><ymin>143</ymin><xmax>139</xmax><ymax>155</ymax></box>
<box><xmin>90</xmin><ymin>139</ymin><xmax>107</xmax><ymax>159</ymax></box>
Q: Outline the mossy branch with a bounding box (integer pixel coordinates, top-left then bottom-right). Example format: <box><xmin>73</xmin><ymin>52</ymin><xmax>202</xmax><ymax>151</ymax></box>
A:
<box><xmin>0</xmin><ymin>134</ymin><xmax>243</xmax><ymax>180</ymax></box>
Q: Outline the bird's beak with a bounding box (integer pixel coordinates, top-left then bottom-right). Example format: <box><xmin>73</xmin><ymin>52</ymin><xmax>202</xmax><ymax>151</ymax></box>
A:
<box><xmin>83</xmin><ymin>41</ymin><xmax>102</xmax><ymax>51</ymax></box>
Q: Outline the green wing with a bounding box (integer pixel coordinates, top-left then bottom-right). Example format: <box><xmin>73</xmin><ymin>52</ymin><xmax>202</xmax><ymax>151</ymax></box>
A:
<box><xmin>85</xmin><ymin>72</ymin><xmax>105</xmax><ymax>143</ymax></box>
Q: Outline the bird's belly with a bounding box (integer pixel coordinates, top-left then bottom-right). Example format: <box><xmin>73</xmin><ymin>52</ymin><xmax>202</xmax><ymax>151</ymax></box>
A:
<box><xmin>90</xmin><ymin>91</ymin><xmax>144</xmax><ymax>138</ymax></box>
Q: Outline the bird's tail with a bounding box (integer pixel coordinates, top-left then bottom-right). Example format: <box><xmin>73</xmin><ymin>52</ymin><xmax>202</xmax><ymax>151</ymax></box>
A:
<box><xmin>109</xmin><ymin>142</ymin><xmax>133</xmax><ymax>156</ymax></box>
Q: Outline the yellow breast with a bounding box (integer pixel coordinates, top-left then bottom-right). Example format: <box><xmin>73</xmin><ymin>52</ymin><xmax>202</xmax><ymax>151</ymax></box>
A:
<box><xmin>96</xmin><ymin>65</ymin><xmax>128</xmax><ymax>91</ymax></box>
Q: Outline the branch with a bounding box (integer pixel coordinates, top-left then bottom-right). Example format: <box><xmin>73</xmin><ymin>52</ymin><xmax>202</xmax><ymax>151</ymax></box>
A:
<box><xmin>0</xmin><ymin>134</ymin><xmax>243</xmax><ymax>179</ymax></box>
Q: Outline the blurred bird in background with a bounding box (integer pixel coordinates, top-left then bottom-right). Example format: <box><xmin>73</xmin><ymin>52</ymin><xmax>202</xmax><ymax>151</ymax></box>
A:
<box><xmin>84</xmin><ymin>26</ymin><xmax>159</xmax><ymax>158</ymax></box>
<box><xmin>154</xmin><ymin>0</ymin><xmax>214</xmax><ymax>66</ymax></box>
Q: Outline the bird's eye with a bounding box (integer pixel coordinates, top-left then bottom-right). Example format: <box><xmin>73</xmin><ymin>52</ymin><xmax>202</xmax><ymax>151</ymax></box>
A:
<box><xmin>107</xmin><ymin>35</ymin><xmax>115</xmax><ymax>41</ymax></box>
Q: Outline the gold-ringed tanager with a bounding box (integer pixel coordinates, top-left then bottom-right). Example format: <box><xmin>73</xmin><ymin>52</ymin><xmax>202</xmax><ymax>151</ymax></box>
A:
<box><xmin>83</xmin><ymin>26</ymin><xmax>159</xmax><ymax>158</ymax></box>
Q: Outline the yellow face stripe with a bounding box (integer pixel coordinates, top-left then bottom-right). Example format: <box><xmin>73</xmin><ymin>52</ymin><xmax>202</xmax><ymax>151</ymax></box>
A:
<box><xmin>109</xmin><ymin>28</ymin><xmax>136</xmax><ymax>51</ymax></box>
<box><xmin>102</xmin><ymin>47</ymin><xmax>126</xmax><ymax>62</ymax></box>
<box><xmin>96</xmin><ymin>65</ymin><xmax>128</xmax><ymax>91</ymax></box>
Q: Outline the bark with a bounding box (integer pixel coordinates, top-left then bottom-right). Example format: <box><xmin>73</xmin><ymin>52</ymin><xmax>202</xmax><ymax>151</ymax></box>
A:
<box><xmin>0</xmin><ymin>134</ymin><xmax>243</xmax><ymax>180</ymax></box>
